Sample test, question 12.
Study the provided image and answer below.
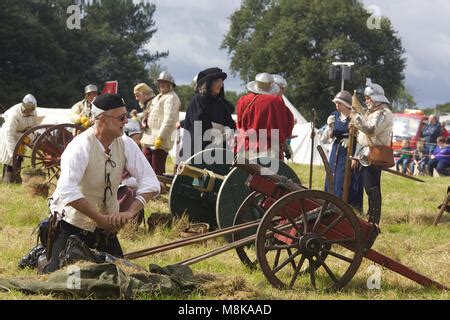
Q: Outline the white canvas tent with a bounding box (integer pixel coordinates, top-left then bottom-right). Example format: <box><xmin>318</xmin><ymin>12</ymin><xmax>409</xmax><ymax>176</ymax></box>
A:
<box><xmin>282</xmin><ymin>96</ymin><xmax>326</xmax><ymax>165</ymax></box>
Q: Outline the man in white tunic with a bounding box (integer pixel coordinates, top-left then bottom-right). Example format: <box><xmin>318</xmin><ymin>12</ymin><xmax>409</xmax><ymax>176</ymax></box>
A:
<box><xmin>0</xmin><ymin>94</ymin><xmax>38</xmax><ymax>183</ymax></box>
<box><xmin>141</xmin><ymin>71</ymin><xmax>180</xmax><ymax>175</ymax></box>
<box><xmin>44</xmin><ymin>94</ymin><xmax>160</xmax><ymax>273</ymax></box>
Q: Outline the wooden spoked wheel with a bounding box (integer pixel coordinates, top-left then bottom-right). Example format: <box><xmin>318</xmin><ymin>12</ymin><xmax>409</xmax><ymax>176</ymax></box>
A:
<box><xmin>11</xmin><ymin>124</ymin><xmax>54</xmax><ymax>182</ymax></box>
<box><xmin>232</xmin><ymin>191</ymin><xmax>267</xmax><ymax>269</ymax></box>
<box><xmin>30</xmin><ymin>123</ymin><xmax>82</xmax><ymax>185</ymax></box>
<box><xmin>255</xmin><ymin>190</ymin><xmax>364</xmax><ymax>291</ymax></box>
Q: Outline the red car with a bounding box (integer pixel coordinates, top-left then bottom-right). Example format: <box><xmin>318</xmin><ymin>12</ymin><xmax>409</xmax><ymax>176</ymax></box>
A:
<box><xmin>392</xmin><ymin>109</ymin><xmax>427</xmax><ymax>157</ymax></box>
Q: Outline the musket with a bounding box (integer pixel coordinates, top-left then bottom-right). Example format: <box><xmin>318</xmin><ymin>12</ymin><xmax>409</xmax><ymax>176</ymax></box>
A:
<box><xmin>349</xmin><ymin>157</ymin><xmax>425</xmax><ymax>183</ymax></box>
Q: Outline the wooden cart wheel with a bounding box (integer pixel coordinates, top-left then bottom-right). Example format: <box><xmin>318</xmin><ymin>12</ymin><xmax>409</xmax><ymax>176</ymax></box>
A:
<box><xmin>255</xmin><ymin>189</ymin><xmax>364</xmax><ymax>291</ymax></box>
<box><xmin>30</xmin><ymin>123</ymin><xmax>81</xmax><ymax>185</ymax></box>
<box><xmin>232</xmin><ymin>191</ymin><xmax>267</xmax><ymax>269</ymax></box>
<box><xmin>11</xmin><ymin>124</ymin><xmax>54</xmax><ymax>182</ymax></box>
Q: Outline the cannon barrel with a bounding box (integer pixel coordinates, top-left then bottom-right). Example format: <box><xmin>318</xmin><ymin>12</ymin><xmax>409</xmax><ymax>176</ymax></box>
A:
<box><xmin>234</xmin><ymin>162</ymin><xmax>304</xmax><ymax>192</ymax></box>
<box><xmin>176</xmin><ymin>162</ymin><xmax>225</xmax><ymax>181</ymax></box>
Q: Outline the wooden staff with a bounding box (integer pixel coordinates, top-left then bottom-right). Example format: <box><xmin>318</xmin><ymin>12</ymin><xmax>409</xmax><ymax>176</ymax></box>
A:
<box><xmin>342</xmin><ymin>124</ymin><xmax>357</xmax><ymax>203</ymax></box>
<box><xmin>342</xmin><ymin>90</ymin><xmax>365</xmax><ymax>203</ymax></box>
<box><xmin>309</xmin><ymin>109</ymin><xmax>316</xmax><ymax>189</ymax></box>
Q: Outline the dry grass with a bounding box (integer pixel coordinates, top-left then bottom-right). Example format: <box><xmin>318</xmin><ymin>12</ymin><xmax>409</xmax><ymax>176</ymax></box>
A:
<box><xmin>0</xmin><ymin>162</ymin><xmax>449</xmax><ymax>300</ymax></box>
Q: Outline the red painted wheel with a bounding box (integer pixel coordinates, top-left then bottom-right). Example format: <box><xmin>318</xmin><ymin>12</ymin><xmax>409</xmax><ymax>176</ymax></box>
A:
<box><xmin>30</xmin><ymin>123</ymin><xmax>82</xmax><ymax>185</ymax></box>
<box><xmin>11</xmin><ymin>124</ymin><xmax>54</xmax><ymax>183</ymax></box>
<box><xmin>256</xmin><ymin>190</ymin><xmax>364</xmax><ymax>291</ymax></box>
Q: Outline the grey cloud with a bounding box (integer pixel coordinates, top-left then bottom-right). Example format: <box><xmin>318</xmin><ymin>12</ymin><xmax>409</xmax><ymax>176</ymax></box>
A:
<box><xmin>144</xmin><ymin>0</ymin><xmax>450</xmax><ymax>106</ymax></box>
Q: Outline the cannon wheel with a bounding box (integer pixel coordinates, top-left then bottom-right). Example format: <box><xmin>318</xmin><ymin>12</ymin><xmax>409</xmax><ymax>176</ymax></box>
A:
<box><xmin>232</xmin><ymin>191</ymin><xmax>266</xmax><ymax>269</ymax></box>
<box><xmin>30</xmin><ymin>123</ymin><xmax>82</xmax><ymax>185</ymax></box>
<box><xmin>233</xmin><ymin>190</ymin><xmax>330</xmax><ymax>272</ymax></box>
<box><xmin>217</xmin><ymin>156</ymin><xmax>301</xmax><ymax>240</ymax></box>
<box><xmin>11</xmin><ymin>124</ymin><xmax>54</xmax><ymax>182</ymax></box>
<box><xmin>169</xmin><ymin>148</ymin><xmax>234</xmax><ymax>228</ymax></box>
<box><xmin>255</xmin><ymin>189</ymin><xmax>364</xmax><ymax>291</ymax></box>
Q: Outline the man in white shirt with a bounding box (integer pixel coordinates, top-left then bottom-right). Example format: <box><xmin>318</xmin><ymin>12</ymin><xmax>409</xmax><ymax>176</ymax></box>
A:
<box><xmin>44</xmin><ymin>94</ymin><xmax>160</xmax><ymax>273</ymax></box>
<box><xmin>0</xmin><ymin>94</ymin><xmax>38</xmax><ymax>183</ymax></box>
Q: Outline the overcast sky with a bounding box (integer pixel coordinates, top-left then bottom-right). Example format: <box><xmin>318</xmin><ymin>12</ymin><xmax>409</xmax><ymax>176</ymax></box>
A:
<box><xmin>146</xmin><ymin>0</ymin><xmax>450</xmax><ymax>108</ymax></box>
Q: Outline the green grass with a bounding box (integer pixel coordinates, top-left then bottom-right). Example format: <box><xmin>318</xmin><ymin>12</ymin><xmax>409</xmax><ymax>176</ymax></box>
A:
<box><xmin>0</xmin><ymin>162</ymin><xmax>449</xmax><ymax>300</ymax></box>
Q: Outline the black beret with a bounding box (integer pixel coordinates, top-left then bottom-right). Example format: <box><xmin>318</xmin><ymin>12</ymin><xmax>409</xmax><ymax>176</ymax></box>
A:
<box><xmin>197</xmin><ymin>67</ymin><xmax>227</xmax><ymax>86</ymax></box>
<box><xmin>92</xmin><ymin>94</ymin><xmax>126</xmax><ymax>111</ymax></box>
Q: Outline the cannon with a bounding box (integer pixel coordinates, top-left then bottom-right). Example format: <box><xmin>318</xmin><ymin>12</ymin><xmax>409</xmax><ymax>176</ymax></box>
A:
<box><xmin>12</xmin><ymin>123</ymin><xmax>82</xmax><ymax>185</ymax></box>
<box><xmin>169</xmin><ymin>148</ymin><xmax>300</xmax><ymax>233</ymax></box>
<box><xmin>125</xmin><ymin>161</ymin><xmax>448</xmax><ymax>291</ymax></box>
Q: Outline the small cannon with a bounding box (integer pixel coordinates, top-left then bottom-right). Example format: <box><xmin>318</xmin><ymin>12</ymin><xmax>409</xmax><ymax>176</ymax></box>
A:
<box><xmin>169</xmin><ymin>148</ymin><xmax>300</xmax><ymax>232</ymax></box>
<box><xmin>126</xmin><ymin>162</ymin><xmax>448</xmax><ymax>291</ymax></box>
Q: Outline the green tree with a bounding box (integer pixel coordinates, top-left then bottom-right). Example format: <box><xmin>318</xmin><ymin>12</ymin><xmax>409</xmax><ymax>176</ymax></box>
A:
<box><xmin>82</xmin><ymin>0</ymin><xmax>168</xmax><ymax>106</ymax></box>
<box><xmin>0</xmin><ymin>0</ymin><xmax>167</xmax><ymax>109</ymax></box>
<box><xmin>175</xmin><ymin>84</ymin><xmax>196</xmax><ymax>112</ymax></box>
<box><xmin>222</xmin><ymin>0</ymin><xmax>406</xmax><ymax>123</ymax></box>
<box><xmin>391</xmin><ymin>87</ymin><xmax>416</xmax><ymax>112</ymax></box>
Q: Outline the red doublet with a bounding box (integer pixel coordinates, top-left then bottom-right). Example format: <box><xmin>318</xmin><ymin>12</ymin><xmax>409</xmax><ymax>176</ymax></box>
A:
<box><xmin>236</xmin><ymin>93</ymin><xmax>294</xmax><ymax>158</ymax></box>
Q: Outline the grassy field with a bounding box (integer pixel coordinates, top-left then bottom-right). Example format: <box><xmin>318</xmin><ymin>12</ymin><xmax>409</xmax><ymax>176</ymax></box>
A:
<box><xmin>0</xmin><ymin>162</ymin><xmax>449</xmax><ymax>300</ymax></box>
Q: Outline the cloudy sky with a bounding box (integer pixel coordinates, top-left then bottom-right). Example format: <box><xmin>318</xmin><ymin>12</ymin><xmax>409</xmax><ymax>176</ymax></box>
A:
<box><xmin>146</xmin><ymin>0</ymin><xmax>450</xmax><ymax>108</ymax></box>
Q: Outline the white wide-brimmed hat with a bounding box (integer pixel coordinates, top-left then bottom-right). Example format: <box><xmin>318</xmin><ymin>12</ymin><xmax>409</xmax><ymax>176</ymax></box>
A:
<box><xmin>246</xmin><ymin>73</ymin><xmax>280</xmax><ymax>95</ymax></box>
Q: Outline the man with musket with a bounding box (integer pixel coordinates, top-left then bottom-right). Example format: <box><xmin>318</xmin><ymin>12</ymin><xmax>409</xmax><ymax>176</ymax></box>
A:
<box><xmin>0</xmin><ymin>94</ymin><xmax>38</xmax><ymax>183</ymax></box>
<box><xmin>351</xmin><ymin>79</ymin><xmax>393</xmax><ymax>246</ymax></box>
<box><xmin>70</xmin><ymin>84</ymin><xmax>98</xmax><ymax>128</ymax></box>
<box><xmin>43</xmin><ymin>94</ymin><xmax>160</xmax><ymax>273</ymax></box>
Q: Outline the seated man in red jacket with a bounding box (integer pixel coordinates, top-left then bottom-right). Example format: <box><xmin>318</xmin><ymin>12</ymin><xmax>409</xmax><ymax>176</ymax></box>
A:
<box><xmin>235</xmin><ymin>73</ymin><xmax>294</xmax><ymax>160</ymax></box>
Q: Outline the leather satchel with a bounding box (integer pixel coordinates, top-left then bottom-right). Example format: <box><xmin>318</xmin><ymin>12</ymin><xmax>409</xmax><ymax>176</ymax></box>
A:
<box><xmin>367</xmin><ymin>136</ymin><xmax>394</xmax><ymax>168</ymax></box>
<box><xmin>368</xmin><ymin>145</ymin><xmax>394</xmax><ymax>167</ymax></box>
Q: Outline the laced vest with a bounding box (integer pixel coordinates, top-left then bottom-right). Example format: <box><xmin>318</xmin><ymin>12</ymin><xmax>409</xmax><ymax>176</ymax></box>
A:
<box><xmin>62</xmin><ymin>129</ymin><xmax>126</xmax><ymax>232</ymax></box>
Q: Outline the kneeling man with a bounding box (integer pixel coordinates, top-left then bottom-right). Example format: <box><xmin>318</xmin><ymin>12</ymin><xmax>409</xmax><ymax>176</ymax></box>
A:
<box><xmin>44</xmin><ymin>94</ymin><xmax>160</xmax><ymax>273</ymax></box>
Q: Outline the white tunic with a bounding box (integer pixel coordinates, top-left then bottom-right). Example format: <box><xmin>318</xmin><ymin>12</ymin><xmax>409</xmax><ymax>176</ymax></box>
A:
<box><xmin>50</xmin><ymin>127</ymin><xmax>160</xmax><ymax>231</ymax></box>
<box><xmin>141</xmin><ymin>90</ymin><xmax>180</xmax><ymax>152</ymax></box>
<box><xmin>0</xmin><ymin>103</ymin><xmax>37</xmax><ymax>166</ymax></box>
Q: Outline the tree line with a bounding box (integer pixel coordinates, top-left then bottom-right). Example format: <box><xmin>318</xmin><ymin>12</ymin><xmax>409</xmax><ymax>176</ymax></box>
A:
<box><xmin>1</xmin><ymin>0</ymin><xmax>424</xmax><ymax>123</ymax></box>
<box><xmin>0</xmin><ymin>0</ymin><xmax>166</xmax><ymax>111</ymax></box>
<box><xmin>222</xmin><ymin>0</ymin><xmax>408</xmax><ymax>122</ymax></box>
